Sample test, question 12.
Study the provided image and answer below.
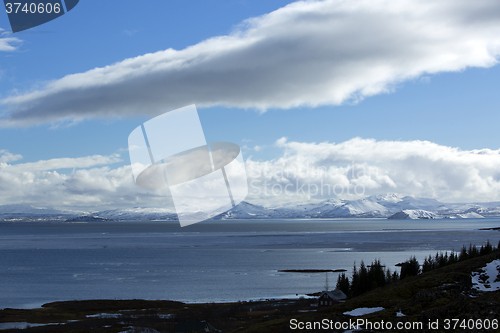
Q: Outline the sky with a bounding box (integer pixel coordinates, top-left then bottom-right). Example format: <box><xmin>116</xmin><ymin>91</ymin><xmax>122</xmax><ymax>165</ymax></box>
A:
<box><xmin>1</xmin><ymin>0</ymin><xmax>500</xmax><ymax>211</ymax></box>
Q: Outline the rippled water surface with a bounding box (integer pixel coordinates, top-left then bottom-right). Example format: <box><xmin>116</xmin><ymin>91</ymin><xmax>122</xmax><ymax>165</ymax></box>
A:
<box><xmin>0</xmin><ymin>218</ymin><xmax>499</xmax><ymax>309</ymax></box>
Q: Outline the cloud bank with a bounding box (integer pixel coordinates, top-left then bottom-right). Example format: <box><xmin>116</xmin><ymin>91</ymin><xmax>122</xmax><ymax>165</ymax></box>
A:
<box><xmin>0</xmin><ymin>151</ymin><xmax>162</xmax><ymax>210</ymax></box>
<box><xmin>2</xmin><ymin>0</ymin><xmax>500</xmax><ymax>126</ymax></box>
<box><xmin>2</xmin><ymin>138</ymin><xmax>500</xmax><ymax>210</ymax></box>
<box><xmin>246</xmin><ymin>138</ymin><xmax>500</xmax><ymax>204</ymax></box>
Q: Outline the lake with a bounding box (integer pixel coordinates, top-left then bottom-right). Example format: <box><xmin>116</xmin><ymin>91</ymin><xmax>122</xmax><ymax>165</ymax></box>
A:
<box><xmin>0</xmin><ymin>218</ymin><xmax>499</xmax><ymax>309</ymax></box>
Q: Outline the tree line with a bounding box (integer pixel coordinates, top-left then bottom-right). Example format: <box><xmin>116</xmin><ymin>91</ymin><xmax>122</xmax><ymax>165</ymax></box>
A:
<box><xmin>336</xmin><ymin>239</ymin><xmax>499</xmax><ymax>298</ymax></box>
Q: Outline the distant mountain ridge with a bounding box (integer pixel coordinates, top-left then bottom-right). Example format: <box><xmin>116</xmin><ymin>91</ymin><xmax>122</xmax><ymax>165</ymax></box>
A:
<box><xmin>2</xmin><ymin>194</ymin><xmax>500</xmax><ymax>221</ymax></box>
<box><xmin>0</xmin><ymin>204</ymin><xmax>78</xmax><ymax>221</ymax></box>
<box><xmin>216</xmin><ymin>195</ymin><xmax>499</xmax><ymax>220</ymax></box>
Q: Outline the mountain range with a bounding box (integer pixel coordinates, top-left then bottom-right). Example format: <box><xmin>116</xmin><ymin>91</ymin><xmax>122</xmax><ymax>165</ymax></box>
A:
<box><xmin>2</xmin><ymin>194</ymin><xmax>500</xmax><ymax>222</ymax></box>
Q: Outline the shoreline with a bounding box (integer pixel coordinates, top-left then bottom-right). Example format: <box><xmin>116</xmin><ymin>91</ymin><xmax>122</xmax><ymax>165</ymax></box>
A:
<box><xmin>278</xmin><ymin>269</ymin><xmax>347</xmax><ymax>273</ymax></box>
<box><xmin>0</xmin><ymin>293</ymin><xmax>318</xmax><ymax>311</ymax></box>
<box><xmin>1</xmin><ymin>249</ymin><xmax>499</xmax><ymax>332</ymax></box>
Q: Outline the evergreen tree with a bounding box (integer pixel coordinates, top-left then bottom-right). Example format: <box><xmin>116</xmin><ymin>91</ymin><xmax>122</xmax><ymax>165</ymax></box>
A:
<box><xmin>447</xmin><ymin>251</ymin><xmax>457</xmax><ymax>265</ymax></box>
<box><xmin>385</xmin><ymin>269</ymin><xmax>392</xmax><ymax>284</ymax></box>
<box><xmin>459</xmin><ymin>245</ymin><xmax>468</xmax><ymax>261</ymax></box>
<box><xmin>392</xmin><ymin>271</ymin><xmax>399</xmax><ymax>283</ymax></box>
<box><xmin>339</xmin><ymin>240</ymin><xmax>496</xmax><ymax>300</ymax></box>
<box><xmin>400</xmin><ymin>256</ymin><xmax>420</xmax><ymax>280</ymax></box>
<box><xmin>368</xmin><ymin>259</ymin><xmax>386</xmax><ymax>289</ymax></box>
<box><xmin>438</xmin><ymin>252</ymin><xmax>447</xmax><ymax>268</ymax></box>
<box><xmin>336</xmin><ymin>273</ymin><xmax>350</xmax><ymax>297</ymax></box>
<box><xmin>350</xmin><ymin>262</ymin><xmax>360</xmax><ymax>297</ymax></box>
<box><xmin>422</xmin><ymin>255</ymin><xmax>433</xmax><ymax>273</ymax></box>
<box><xmin>469</xmin><ymin>244</ymin><xmax>478</xmax><ymax>258</ymax></box>
<box><xmin>480</xmin><ymin>240</ymin><xmax>493</xmax><ymax>255</ymax></box>
<box><xmin>358</xmin><ymin>261</ymin><xmax>369</xmax><ymax>295</ymax></box>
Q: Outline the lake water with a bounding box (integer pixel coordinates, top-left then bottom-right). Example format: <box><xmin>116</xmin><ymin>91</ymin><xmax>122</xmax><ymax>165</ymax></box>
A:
<box><xmin>0</xmin><ymin>218</ymin><xmax>499</xmax><ymax>309</ymax></box>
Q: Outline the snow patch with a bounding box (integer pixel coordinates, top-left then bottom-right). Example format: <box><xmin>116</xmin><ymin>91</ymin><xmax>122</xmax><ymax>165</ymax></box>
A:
<box><xmin>471</xmin><ymin>260</ymin><xmax>500</xmax><ymax>292</ymax></box>
<box><xmin>388</xmin><ymin>209</ymin><xmax>438</xmax><ymax>220</ymax></box>
<box><xmin>86</xmin><ymin>313</ymin><xmax>121</xmax><ymax>318</ymax></box>
<box><xmin>0</xmin><ymin>322</ymin><xmax>58</xmax><ymax>330</ymax></box>
<box><xmin>455</xmin><ymin>212</ymin><xmax>484</xmax><ymax>219</ymax></box>
<box><xmin>343</xmin><ymin>307</ymin><xmax>384</xmax><ymax>316</ymax></box>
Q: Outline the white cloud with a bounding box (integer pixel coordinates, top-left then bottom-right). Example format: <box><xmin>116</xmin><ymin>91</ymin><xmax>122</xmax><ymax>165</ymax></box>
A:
<box><xmin>0</xmin><ymin>36</ymin><xmax>22</xmax><ymax>52</ymax></box>
<box><xmin>2</xmin><ymin>0</ymin><xmax>500</xmax><ymax>126</ymax></box>
<box><xmin>2</xmin><ymin>138</ymin><xmax>500</xmax><ymax>210</ymax></box>
<box><xmin>0</xmin><ymin>150</ymin><xmax>22</xmax><ymax>163</ymax></box>
<box><xmin>0</xmin><ymin>151</ymin><xmax>171</xmax><ymax>210</ymax></box>
<box><xmin>0</xmin><ymin>28</ymin><xmax>21</xmax><ymax>51</ymax></box>
<box><xmin>6</xmin><ymin>153</ymin><xmax>122</xmax><ymax>171</ymax></box>
<box><xmin>246</xmin><ymin>137</ymin><xmax>500</xmax><ymax>204</ymax></box>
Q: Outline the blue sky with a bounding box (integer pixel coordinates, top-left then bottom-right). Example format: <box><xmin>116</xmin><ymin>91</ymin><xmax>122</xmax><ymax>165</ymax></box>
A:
<box><xmin>1</xmin><ymin>0</ymin><xmax>500</xmax><ymax>210</ymax></box>
<box><xmin>0</xmin><ymin>0</ymin><xmax>298</xmax><ymax>161</ymax></box>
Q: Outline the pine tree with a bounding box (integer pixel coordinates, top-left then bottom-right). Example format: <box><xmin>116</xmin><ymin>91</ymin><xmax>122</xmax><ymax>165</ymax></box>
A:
<box><xmin>400</xmin><ymin>256</ymin><xmax>420</xmax><ymax>280</ymax></box>
<box><xmin>469</xmin><ymin>244</ymin><xmax>478</xmax><ymax>258</ymax></box>
<box><xmin>368</xmin><ymin>259</ymin><xmax>386</xmax><ymax>289</ymax></box>
<box><xmin>336</xmin><ymin>273</ymin><xmax>350</xmax><ymax>297</ymax></box>
<box><xmin>422</xmin><ymin>255</ymin><xmax>432</xmax><ymax>273</ymax></box>
<box><xmin>350</xmin><ymin>262</ymin><xmax>360</xmax><ymax>297</ymax></box>
<box><xmin>459</xmin><ymin>245</ymin><xmax>468</xmax><ymax>261</ymax></box>
<box><xmin>359</xmin><ymin>261</ymin><xmax>369</xmax><ymax>295</ymax></box>
<box><xmin>438</xmin><ymin>252</ymin><xmax>446</xmax><ymax>268</ymax></box>
<box><xmin>447</xmin><ymin>251</ymin><xmax>457</xmax><ymax>265</ymax></box>
<box><xmin>481</xmin><ymin>240</ymin><xmax>493</xmax><ymax>255</ymax></box>
<box><xmin>385</xmin><ymin>269</ymin><xmax>392</xmax><ymax>284</ymax></box>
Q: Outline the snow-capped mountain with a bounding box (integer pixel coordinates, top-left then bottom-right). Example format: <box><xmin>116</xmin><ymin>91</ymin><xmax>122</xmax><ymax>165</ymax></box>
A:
<box><xmin>454</xmin><ymin>212</ymin><xmax>484</xmax><ymax>219</ymax></box>
<box><xmin>219</xmin><ymin>194</ymin><xmax>500</xmax><ymax>220</ymax></box>
<box><xmin>2</xmin><ymin>194</ymin><xmax>500</xmax><ymax>221</ymax></box>
<box><xmin>213</xmin><ymin>201</ymin><xmax>277</xmax><ymax>219</ymax></box>
<box><xmin>67</xmin><ymin>207</ymin><xmax>178</xmax><ymax>222</ymax></box>
<box><xmin>215</xmin><ymin>194</ymin><xmax>499</xmax><ymax>220</ymax></box>
<box><xmin>0</xmin><ymin>204</ymin><xmax>79</xmax><ymax>221</ymax></box>
<box><xmin>387</xmin><ymin>209</ymin><xmax>439</xmax><ymax>220</ymax></box>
